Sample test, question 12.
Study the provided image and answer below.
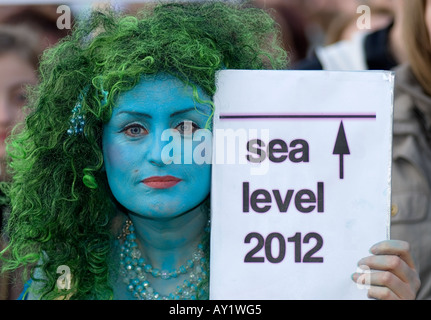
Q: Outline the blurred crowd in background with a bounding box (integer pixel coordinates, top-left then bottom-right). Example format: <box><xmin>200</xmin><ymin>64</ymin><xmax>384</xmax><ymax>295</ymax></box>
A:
<box><xmin>0</xmin><ymin>0</ymin><xmax>405</xmax><ymax>300</ymax></box>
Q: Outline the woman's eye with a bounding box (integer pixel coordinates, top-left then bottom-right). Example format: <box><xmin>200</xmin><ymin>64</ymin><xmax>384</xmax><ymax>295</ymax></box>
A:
<box><xmin>11</xmin><ymin>91</ymin><xmax>28</xmax><ymax>107</ymax></box>
<box><xmin>176</xmin><ymin>121</ymin><xmax>199</xmax><ymax>134</ymax></box>
<box><xmin>122</xmin><ymin>124</ymin><xmax>148</xmax><ymax>137</ymax></box>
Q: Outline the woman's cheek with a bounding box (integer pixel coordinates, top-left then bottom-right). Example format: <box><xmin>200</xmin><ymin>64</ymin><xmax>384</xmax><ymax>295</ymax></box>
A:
<box><xmin>104</xmin><ymin>142</ymin><xmax>140</xmax><ymax>187</ymax></box>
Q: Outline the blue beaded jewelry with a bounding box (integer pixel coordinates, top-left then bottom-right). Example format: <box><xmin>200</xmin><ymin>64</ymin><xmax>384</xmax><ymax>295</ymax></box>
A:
<box><xmin>67</xmin><ymin>87</ymin><xmax>88</xmax><ymax>136</ymax></box>
<box><xmin>66</xmin><ymin>86</ymin><xmax>108</xmax><ymax>136</ymax></box>
<box><xmin>119</xmin><ymin>220</ymin><xmax>210</xmax><ymax>300</ymax></box>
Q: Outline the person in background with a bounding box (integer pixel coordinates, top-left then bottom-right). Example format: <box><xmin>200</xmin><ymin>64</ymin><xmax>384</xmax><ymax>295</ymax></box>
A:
<box><xmin>0</xmin><ymin>3</ymin><xmax>74</xmax><ymax>300</ymax></box>
<box><xmin>324</xmin><ymin>4</ymin><xmax>393</xmax><ymax>45</ymax></box>
<box><xmin>0</xmin><ymin>25</ymin><xmax>40</xmax><ymax>300</ymax></box>
<box><xmin>292</xmin><ymin>0</ymin><xmax>407</xmax><ymax>70</ymax></box>
<box><xmin>0</xmin><ymin>4</ymin><xmax>73</xmax><ymax>53</ymax></box>
<box><xmin>252</xmin><ymin>0</ymin><xmax>310</xmax><ymax>64</ymax></box>
<box><xmin>390</xmin><ymin>0</ymin><xmax>431</xmax><ymax>300</ymax></box>
<box><xmin>285</xmin><ymin>0</ymin><xmax>359</xmax><ymax>50</ymax></box>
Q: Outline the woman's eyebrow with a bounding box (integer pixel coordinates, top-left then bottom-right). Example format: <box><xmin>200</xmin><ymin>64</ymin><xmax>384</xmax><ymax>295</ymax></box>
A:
<box><xmin>170</xmin><ymin>107</ymin><xmax>208</xmax><ymax>118</ymax></box>
<box><xmin>8</xmin><ymin>80</ymin><xmax>37</xmax><ymax>91</ymax></box>
<box><xmin>116</xmin><ymin>110</ymin><xmax>152</xmax><ymax>119</ymax></box>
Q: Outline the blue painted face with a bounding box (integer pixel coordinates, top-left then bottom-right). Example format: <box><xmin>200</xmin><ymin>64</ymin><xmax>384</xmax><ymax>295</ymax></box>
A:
<box><xmin>102</xmin><ymin>74</ymin><xmax>212</xmax><ymax>219</ymax></box>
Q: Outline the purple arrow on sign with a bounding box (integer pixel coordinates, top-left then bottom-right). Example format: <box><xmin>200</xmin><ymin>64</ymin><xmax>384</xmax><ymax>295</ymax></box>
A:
<box><xmin>333</xmin><ymin>121</ymin><xmax>350</xmax><ymax>180</ymax></box>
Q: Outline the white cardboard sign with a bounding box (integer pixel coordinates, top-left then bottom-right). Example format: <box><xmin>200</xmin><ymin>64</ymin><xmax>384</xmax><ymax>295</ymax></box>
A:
<box><xmin>210</xmin><ymin>70</ymin><xmax>394</xmax><ymax>300</ymax></box>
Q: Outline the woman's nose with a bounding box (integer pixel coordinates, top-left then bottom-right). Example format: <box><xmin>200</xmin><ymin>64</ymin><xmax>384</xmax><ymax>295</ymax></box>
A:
<box><xmin>147</xmin><ymin>128</ymin><xmax>182</xmax><ymax>167</ymax></box>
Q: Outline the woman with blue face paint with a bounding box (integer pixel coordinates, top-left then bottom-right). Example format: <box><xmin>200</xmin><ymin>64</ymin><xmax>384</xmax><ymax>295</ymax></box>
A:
<box><xmin>0</xmin><ymin>1</ymin><xmax>420</xmax><ymax>300</ymax></box>
<box><xmin>103</xmin><ymin>73</ymin><xmax>213</xmax><ymax>299</ymax></box>
<box><xmin>103</xmin><ymin>74</ymin><xmax>212</xmax><ymax>221</ymax></box>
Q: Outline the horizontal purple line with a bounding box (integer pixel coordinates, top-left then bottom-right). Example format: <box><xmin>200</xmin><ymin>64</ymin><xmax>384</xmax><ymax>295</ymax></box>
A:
<box><xmin>219</xmin><ymin>114</ymin><xmax>377</xmax><ymax>120</ymax></box>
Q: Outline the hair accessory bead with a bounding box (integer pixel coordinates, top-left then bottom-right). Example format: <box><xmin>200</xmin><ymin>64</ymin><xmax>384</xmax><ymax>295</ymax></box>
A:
<box><xmin>67</xmin><ymin>86</ymin><xmax>89</xmax><ymax>136</ymax></box>
<box><xmin>66</xmin><ymin>86</ymin><xmax>108</xmax><ymax>136</ymax></box>
<box><xmin>101</xmin><ymin>89</ymin><xmax>108</xmax><ymax>107</ymax></box>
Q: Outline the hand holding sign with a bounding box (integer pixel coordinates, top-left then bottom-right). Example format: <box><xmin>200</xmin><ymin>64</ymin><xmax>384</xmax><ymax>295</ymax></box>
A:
<box><xmin>353</xmin><ymin>240</ymin><xmax>420</xmax><ymax>300</ymax></box>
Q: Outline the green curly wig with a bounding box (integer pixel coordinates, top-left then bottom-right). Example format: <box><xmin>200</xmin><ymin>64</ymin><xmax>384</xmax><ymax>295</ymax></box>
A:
<box><xmin>0</xmin><ymin>1</ymin><xmax>287</xmax><ymax>299</ymax></box>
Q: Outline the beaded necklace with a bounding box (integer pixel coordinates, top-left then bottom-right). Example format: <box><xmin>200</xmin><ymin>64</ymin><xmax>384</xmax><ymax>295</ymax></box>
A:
<box><xmin>119</xmin><ymin>219</ymin><xmax>210</xmax><ymax>300</ymax></box>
